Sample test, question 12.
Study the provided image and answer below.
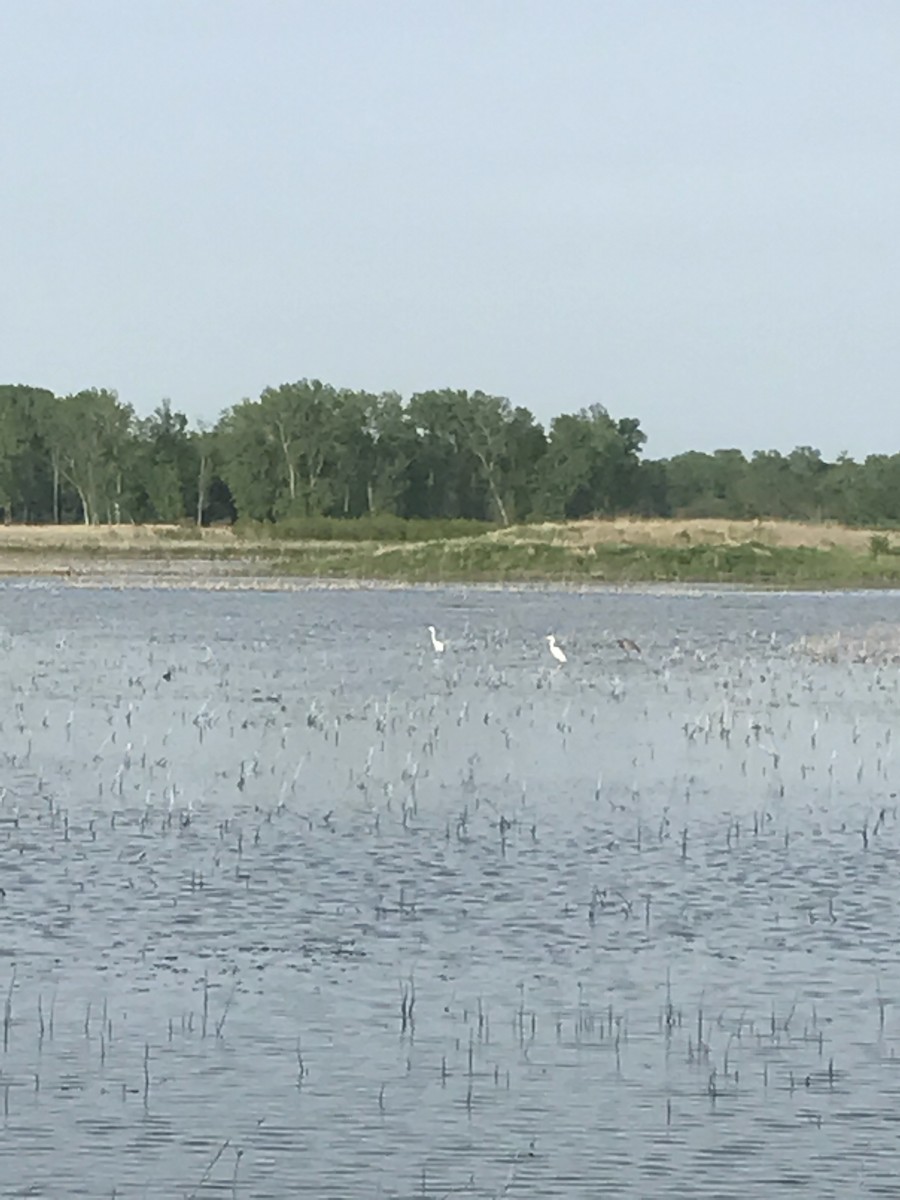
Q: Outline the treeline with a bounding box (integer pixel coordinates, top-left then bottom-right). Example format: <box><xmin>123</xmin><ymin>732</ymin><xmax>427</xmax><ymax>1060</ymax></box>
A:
<box><xmin>0</xmin><ymin>381</ymin><xmax>895</xmax><ymax>528</ymax></box>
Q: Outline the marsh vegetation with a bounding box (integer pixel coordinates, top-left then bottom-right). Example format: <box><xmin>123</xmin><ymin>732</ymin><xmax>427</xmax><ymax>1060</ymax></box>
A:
<box><xmin>2</xmin><ymin>583</ymin><xmax>900</xmax><ymax>1195</ymax></box>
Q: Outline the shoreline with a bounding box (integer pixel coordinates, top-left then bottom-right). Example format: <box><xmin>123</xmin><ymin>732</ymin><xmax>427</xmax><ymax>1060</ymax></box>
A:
<box><xmin>2</xmin><ymin>554</ymin><xmax>899</xmax><ymax>595</ymax></box>
<box><xmin>1</xmin><ymin>517</ymin><xmax>900</xmax><ymax>591</ymax></box>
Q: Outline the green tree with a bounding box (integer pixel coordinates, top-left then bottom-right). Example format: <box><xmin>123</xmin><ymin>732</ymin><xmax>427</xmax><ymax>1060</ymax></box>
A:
<box><xmin>503</xmin><ymin>406</ymin><xmax>547</xmax><ymax>521</ymax></box>
<box><xmin>403</xmin><ymin>388</ymin><xmax>538</xmax><ymax>522</ymax></box>
<box><xmin>406</xmin><ymin>390</ymin><xmax>482</xmax><ymax>519</ymax></box>
<box><xmin>452</xmin><ymin>390</ymin><xmax>518</xmax><ymax>525</ymax></box>
<box><xmin>664</xmin><ymin>449</ymin><xmax>748</xmax><ymax>517</ymax></box>
<box><xmin>258</xmin><ymin>379</ymin><xmax>342</xmax><ymax>517</ymax></box>
<box><xmin>537</xmin><ymin>405</ymin><xmax>646</xmax><ymax>518</ymax></box>
<box><xmin>215</xmin><ymin>399</ymin><xmax>281</xmax><ymax>521</ymax></box>
<box><xmin>41</xmin><ymin>389</ymin><xmax>134</xmax><ymax>525</ymax></box>
<box><xmin>739</xmin><ymin>449</ymin><xmax>829</xmax><ymax>520</ymax></box>
<box><xmin>133</xmin><ymin>399</ymin><xmax>196</xmax><ymax>522</ymax></box>
<box><xmin>0</xmin><ymin>385</ymin><xmax>56</xmax><ymax>522</ymax></box>
<box><xmin>192</xmin><ymin>425</ymin><xmax>219</xmax><ymax>526</ymax></box>
<box><xmin>361</xmin><ymin>391</ymin><xmax>418</xmax><ymax>516</ymax></box>
<box><xmin>855</xmin><ymin>454</ymin><xmax>900</xmax><ymax>526</ymax></box>
<box><xmin>818</xmin><ymin>453</ymin><xmax>862</xmax><ymax>524</ymax></box>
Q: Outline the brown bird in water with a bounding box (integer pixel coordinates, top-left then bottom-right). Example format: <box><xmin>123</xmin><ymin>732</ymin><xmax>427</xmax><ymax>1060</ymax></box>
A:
<box><xmin>617</xmin><ymin>638</ymin><xmax>641</xmax><ymax>655</ymax></box>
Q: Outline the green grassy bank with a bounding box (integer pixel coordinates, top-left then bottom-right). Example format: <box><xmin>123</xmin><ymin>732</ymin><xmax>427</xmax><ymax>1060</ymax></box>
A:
<box><xmin>3</xmin><ymin>519</ymin><xmax>900</xmax><ymax>587</ymax></box>
<box><xmin>250</xmin><ymin>537</ymin><xmax>900</xmax><ymax>587</ymax></box>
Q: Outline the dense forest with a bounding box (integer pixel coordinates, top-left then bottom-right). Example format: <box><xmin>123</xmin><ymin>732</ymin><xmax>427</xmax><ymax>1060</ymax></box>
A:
<box><xmin>0</xmin><ymin>381</ymin><xmax>896</xmax><ymax>529</ymax></box>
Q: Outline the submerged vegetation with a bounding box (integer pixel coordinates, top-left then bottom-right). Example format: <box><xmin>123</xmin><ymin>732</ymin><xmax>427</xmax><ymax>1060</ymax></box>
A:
<box><xmin>3</xmin><ymin>584</ymin><xmax>900</xmax><ymax>1191</ymax></box>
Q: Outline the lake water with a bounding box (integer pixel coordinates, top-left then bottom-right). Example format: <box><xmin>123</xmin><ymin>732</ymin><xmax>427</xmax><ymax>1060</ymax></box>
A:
<box><xmin>2</xmin><ymin>581</ymin><xmax>900</xmax><ymax>1197</ymax></box>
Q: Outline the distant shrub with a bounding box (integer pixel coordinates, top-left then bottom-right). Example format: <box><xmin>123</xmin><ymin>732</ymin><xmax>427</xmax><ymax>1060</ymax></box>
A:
<box><xmin>870</xmin><ymin>534</ymin><xmax>891</xmax><ymax>558</ymax></box>
<box><xmin>157</xmin><ymin>525</ymin><xmax>201</xmax><ymax>540</ymax></box>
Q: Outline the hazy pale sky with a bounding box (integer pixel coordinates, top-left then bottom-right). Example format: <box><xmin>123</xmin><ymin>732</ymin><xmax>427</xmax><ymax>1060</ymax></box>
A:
<box><xmin>2</xmin><ymin>0</ymin><xmax>899</xmax><ymax>459</ymax></box>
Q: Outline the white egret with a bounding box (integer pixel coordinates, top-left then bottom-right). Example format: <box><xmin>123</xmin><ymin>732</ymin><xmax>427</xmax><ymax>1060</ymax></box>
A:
<box><xmin>546</xmin><ymin>634</ymin><xmax>567</xmax><ymax>665</ymax></box>
<box><xmin>427</xmin><ymin>625</ymin><xmax>445</xmax><ymax>653</ymax></box>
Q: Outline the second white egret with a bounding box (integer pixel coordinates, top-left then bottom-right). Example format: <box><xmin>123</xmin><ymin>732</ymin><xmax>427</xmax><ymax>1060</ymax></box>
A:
<box><xmin>427</xmin><ymin>625</ymin><xmax>445</xmax><ymax>653</ymax></box>
<box><xmin>546</xmin><ymin>634</ymin><xmax>567</xmax><ymax>665</ymax></box>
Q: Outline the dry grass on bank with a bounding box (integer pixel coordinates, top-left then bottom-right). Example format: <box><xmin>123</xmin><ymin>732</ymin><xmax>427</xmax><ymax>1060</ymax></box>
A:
<box><xmin>0</xmin><ymin>524</ymin><xmax>233</xmax><ymax>549</ymax></box>
<box><xmin>490</xmin><ymin>517</ymin><xmax>877</xmax><ymax>553</ymax></box>
<box><xmin>0</xmin><ymin>517</ymin><xmax>885</xmax><ymax>555</ymax></box>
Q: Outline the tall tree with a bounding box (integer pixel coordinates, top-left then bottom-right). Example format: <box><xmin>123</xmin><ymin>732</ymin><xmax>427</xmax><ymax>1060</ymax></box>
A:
<box><xmin>452</xmin><ymin>391</ymin><xmax>518</xmax><ymax>525</ymax></box>
<box><xmin>537</xmin><ymin>405</ymin><xmax>646</xmax><ymax>518</ymax></box>
<box><xmin>257</xmin><ymin>379</ymin><xmax>341</xmax><ymax>517</ymax></box>
<box><xmin>406</xmin><ymin>390</ymin><xmax>478</xmax><ymax>519</ymax></box>
<box><xmin>40</xmin><ymin>389</ymin><xmax>134</xmax><ymax>525</ymax></box>
<box><xmin>503</xmin><ymin>406</ymin><xmax>547</xmax><ymax>522</ymax></box>
<box><xmin>215</xmin><ymin>399</ymin><xmax>281</xmax><ymax>521</ymax></box>
<box><xmin>0</xmin><ymin>386</ymin><xmax>56</xmax><ymax>522</ymax></box>
<box><xmin>134</xmin><ymin>399</ymin><xmax>196</xmax><ymax>522</ymax></box>
<box><xmin>361</xmin><ymin>391</ymin><xmax>418</xmax><ymax>516</ymax></box>
<box><xmin>664</xmin><ymin>449</ymin><xmax>748</xmax><ymax>517</ymax></box>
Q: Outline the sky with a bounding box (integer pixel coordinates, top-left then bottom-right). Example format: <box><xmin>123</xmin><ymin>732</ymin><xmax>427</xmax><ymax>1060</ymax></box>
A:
<box><xmin>2</xmin><ymin>0</ymin><xmax>899</xmax><ymax>461</ymax></box>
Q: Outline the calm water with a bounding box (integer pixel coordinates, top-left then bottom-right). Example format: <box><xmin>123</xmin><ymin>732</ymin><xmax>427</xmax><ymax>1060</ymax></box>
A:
<box><xmin>2</xmin><ymin>582</ymin><xmax>900</xmax><ymax>1197</ymax></box>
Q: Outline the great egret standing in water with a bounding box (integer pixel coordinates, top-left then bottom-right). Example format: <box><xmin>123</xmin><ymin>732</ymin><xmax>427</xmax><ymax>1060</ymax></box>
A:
<box><xmin>546</xmin><ymin>634</ymin><xmax>567</xmax><ymax>665</ymax></box>
<box><xmin>427</xmin><ymin>625</ymin><xmax>445</xmax><ymax>653</ymax></box>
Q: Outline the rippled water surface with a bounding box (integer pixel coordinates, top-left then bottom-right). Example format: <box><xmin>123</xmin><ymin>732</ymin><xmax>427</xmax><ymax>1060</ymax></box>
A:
<box><xmin>3</xmin><ymin>582</ymin><xmax>900</xmax><ymax>1197</ymax></box>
